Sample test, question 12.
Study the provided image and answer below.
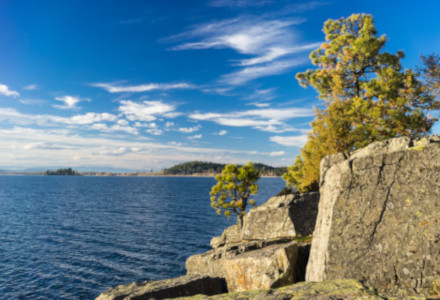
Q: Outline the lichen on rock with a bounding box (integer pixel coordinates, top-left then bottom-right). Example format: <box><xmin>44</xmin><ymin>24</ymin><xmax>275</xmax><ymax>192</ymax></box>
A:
<box><xmin>307</xmin><ymin>135</ymin><xmax>440</xmax><ymax>297</ymax></box>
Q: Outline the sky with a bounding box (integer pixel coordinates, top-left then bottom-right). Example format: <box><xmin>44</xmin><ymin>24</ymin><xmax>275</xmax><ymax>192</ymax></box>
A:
<box><xmin>1</xmin><ymin>0</ymin><xmax>440</xmax><ymax>171</ymax></box>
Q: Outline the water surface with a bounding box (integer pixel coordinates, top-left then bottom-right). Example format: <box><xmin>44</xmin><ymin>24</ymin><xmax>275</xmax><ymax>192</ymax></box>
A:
<box><xmin>0</xmin><ymin>176</ymin><xmax>283</xmax><ymax>299</ymax></box>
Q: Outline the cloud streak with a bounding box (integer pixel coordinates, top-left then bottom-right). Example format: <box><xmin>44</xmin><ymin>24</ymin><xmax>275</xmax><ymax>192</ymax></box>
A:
<box><xmin>91</xmin><ymin>82</ymin><xmax>195</xmax><ymax>93</ymax></box>
<box><xmin>169</xmin><ymin>16</ymin><xmax>320</xmax><ymax>85</ymax></box>
<box><xmin>189</xmin><ymin>107</ymin><xmax>312</xmax><ymax>133</ymax></box>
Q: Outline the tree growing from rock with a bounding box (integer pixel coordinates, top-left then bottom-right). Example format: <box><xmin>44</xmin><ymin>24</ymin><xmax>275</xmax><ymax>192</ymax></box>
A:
<box><xmin>210</xmin><ymin>162</ymin><xmax>260</xmax><ymax>228</ymax></box>
<box><xmin>285</xmin><ymin>13</ymin><xmax>440</xmax><ymax>193</ymax></box>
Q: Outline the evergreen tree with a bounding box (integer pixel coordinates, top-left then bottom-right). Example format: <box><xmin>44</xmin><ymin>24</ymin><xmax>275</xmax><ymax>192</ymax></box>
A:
<box><xmin>285</xmin><ymin>14</ymin><xmax>440</xmax><ymax>192</ymax></box>
<box><xmin>210</xmin><ymin>162</ymin><xmax>260</xmax><ymax>228</ymax></box>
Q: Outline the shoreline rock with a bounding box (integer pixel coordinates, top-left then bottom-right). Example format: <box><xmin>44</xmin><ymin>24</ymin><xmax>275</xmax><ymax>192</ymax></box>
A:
<box><xmin>307</xmin><ymin>135</ymin><xmax>440</xmax><ymax>297</ymax></box>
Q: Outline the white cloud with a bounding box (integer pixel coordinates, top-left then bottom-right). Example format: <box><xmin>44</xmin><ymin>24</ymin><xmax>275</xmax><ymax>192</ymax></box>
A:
<box><xmin>165</xmin><ymin>122</ymin><xmax>175</xmax><ymax>127</ymax></box>
<box><xmin>189</xmin><ymin>107</ymin><xmax>312</xmax><ymax>132</ymax></box>
<box><xmin>187</xmin><ymin>134</ymin><xmax>202</xmax><ymax>140</ymax></box>
<box><xmin>169</xmin><ymin>16</ymin><xmax>320</xmax><ymax>85</ymax></box>
<box><xmin>214</xmin><ymin>130</ymin><xmax>228</xmax><ymax>136</ymax></box>
<box><xmin>118</xmin><ymin>100</ymin><xmax>178</xmax><ymax>122</ymax></box>
<box><xmin>70</xmin><ymin>112</ymin><xmax>117</xmax><ymax>125</ymax></box>
<box><xmin>0</xmin><ymin>127</ymin><xmax>261</xmax><ymax>170</ymax></box>
<box><xmin>270</xmin><ymin>135</ymin><xmax>308</xmax><ymax>147</ymax></box>
<box><xmin>0</xmin><ymin>83</ymin><xmax>19</xmax><ymax>97</ymax></box>
<box><xmin>91</xmin><ymin>82</ymin><xmax>195</xmax><ymax>93</ymax></box>
<box><xmin>90</xmin><ymin>123</ymin><xmax>139</xmax><ymax>135</ymax></box>
<box><xmin>249</xmin><ymin>102</ymin><xmax>270</xmax><ymax>108</ymax></box>
<box><xmin>269</xmin><ymin>151</ymin><xmax>286</xmax><ymax>156</ymax></box>
<box><xmin>19</xmin><ymin>99</ymin><xmax>46</xmax><ymax>106</ymax></box>
<box><xmin>178</xmin><ymin>125</ymin><xmax>201</xmax><ymax>133</ymax></box>
<box><xmin>23</xmin><ymin>84</ymin><xmax>38</xmax><ymax>90</ymax></box>
<box><xmin>220</xmin><ymin>58</ymin><xmax>305</xmax><ymax>85</ymax></box>
<box><xmin>54</xmin><ymin>96</ymin><xmax>84</xmax><ymax>110</ymax></box>
<box><xmin>146</xmin><ymin>128</ymin><xmax>163</xmax><ymax>135</ymax></box>
<box><xmin>209</xmin><ymin>0</ymin><xmax>272</xmax><ymax>7</ymax></box>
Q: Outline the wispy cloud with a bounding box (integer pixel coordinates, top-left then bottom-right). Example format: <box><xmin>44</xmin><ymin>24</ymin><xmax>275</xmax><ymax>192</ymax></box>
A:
<box><xmin>0</xmin><ymin>83</ymin><xmax>19</xmax><ymax>97</ymax></box>
<box><xmin>178</xmin><ymin>125</ymin><xmax>201</xmax><ymax>133</ymax></box>
<box><xmin>23</xmin><ymin>84</ymin><xmax>38</xmax><ymax>90</ymax></box>
<box><xmin>54</xmin><ymin>96</ymin><xmax>87</xmax><ymax>110</ymax></box>
<box><xmin>187</xmin><ymin>134</ymin><xmax>202</xmax><ymax>140</ymax></box>
<box><xmin>169</xmin><ymin>16</ymin><xmax>320</xmax><ymax>85</ymax></box>
<box><xmin>0</xmin><ymin>127</ymin><xmax>273</xmax><ymax>170</ymax></box>
<box><xmin>220</xmin><ymin>58</ymin><xmax>305</xmax><ymax>85</ymax></box>
<box><xmin>269</xmin><ymin>151</ymin><xmax>286</xmax><ymax>156</ymax></box>
<box><xmin>209</xmin><ymin>0</ymin><xmax>273</xmax><ymax>7</ymax></box>
<box><xmin>70</xmin><ymin>112</ymin><xmax>117</xmax><ymax>124</ymax></box>
<box><xmin>213</xmin><ymin>130</ymin><xmax>228</xmax><ymax>136</ymax></box>
<box><xmin>118</xmin><ymin>100</ymin><xmax>179</xmax><ymax>122</ymax></box>
<box><xmin>19</xmin><ymin>99</ymin><xmax>46</xmax><ymax>106</ymax></box>
<box><xmin>91</xmin><ymin>82</ymin><xmax>195</xmax><ymax>93</ymax></box>
<box><xmin>270</xmin><ymin>135</ymin><xmax>308</xmax><ymax>147</ymax></box>
<box><xmin>91</xmin><ymin>123</ymin><xmax>139</xmax><ymax>135</ymax></box>
<box><xmin>189</xmin><ymin>107</ymin><xmax>312</xmax><ymax>133</ymax></box>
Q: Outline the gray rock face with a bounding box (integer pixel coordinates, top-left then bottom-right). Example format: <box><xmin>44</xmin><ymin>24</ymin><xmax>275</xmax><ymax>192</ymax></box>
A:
<box><xmin>307</xmin><ymin>136</ymin><xmax>440</xmax><ymax>297</ymax></box>
<box><xmin>242</xmin><ymin>193</ymin><xmax>319</xmax><ymax>241</ymax></box>
<box><xmin>95</xmin><ymin>275</ymin><xmax>227</xmax><ymax>300</ymax></box>
<box><xmin>210</xmin><ymin>192</ymin><xmax>320</xmax><ymax>249</ymax></box>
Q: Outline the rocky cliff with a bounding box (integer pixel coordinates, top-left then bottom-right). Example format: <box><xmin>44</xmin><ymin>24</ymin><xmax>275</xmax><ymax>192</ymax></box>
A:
<box><xmin>307</xmin><ymin>136</ymin><xmax>440</xmax><ymax>297</ymax></box>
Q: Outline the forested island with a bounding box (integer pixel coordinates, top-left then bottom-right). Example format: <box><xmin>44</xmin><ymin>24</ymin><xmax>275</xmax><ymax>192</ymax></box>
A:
<box><xmin>44</xmin><ymin>168</ymin><xmax>79</xmax><ymax>176</ymax></box>
<box><xmin>163</xmin><ymin>161</ymin><xmax>287</xmax><ymax>176</ymax></box>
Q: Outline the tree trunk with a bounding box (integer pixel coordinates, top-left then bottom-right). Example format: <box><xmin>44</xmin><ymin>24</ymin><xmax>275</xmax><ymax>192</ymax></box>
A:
<box><xmin>237</xmin><ymin>214</ymin><xmax>244</xmax><ymax>230</ymax></box>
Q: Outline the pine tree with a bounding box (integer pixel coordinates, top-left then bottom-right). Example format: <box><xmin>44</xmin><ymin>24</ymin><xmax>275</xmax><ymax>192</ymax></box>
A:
<box><xmin>285</xmin><ymin>14</ymin><xmax>440</xmax><ymax>193</ymax></box>
<box><xmin>210</xmin><ymin>162</ymin><xmax>260</xmax><ymax>228</ymax></box>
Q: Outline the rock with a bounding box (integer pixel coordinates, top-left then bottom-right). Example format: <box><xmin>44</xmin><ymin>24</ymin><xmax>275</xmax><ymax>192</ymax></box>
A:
<box><xmin>187</xmin><ymin>241</ymin><xmax>302</xmax><ymax>293</ymax></box>
<box><xmin>210</xmin><ymin>192</ymin><xmax>320</xmax><ymax>248</ymax></box>
<box><xmin>176</xmin><ymin>279</ymin><xmax>384</xmax><ymax>299</ymax></box>
<box><xmin>210</xmin><ymin>225</ymin><xmax>241</xmax><ymax>248</ymax></box>
<box><xmin>307</xmin><ymin>135</ymin><xmax>440</xmax><ymax>297</ymax></box>
<box><xmin>95</xmin><ymin>275</ymin><xmax>227</xmax><ymax>300</ymax></box>
<box><xmin>222</xmin><ymin>241</ymin><xmax>298</xmax><ymax>292</ymax></box>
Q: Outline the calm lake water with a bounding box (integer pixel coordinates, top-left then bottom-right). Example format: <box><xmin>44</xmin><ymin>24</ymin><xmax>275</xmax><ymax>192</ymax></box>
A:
<box><xmin>0</xmin><ymin>176</ymin><xmax>284</xmax><ymax>299</ymax></box>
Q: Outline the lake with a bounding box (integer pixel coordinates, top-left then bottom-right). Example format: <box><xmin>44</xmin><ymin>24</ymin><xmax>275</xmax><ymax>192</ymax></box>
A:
<box><xmin>0</xmin><ymin>176</ymin><xmax>284</xmax><ymax>299</ymax></box>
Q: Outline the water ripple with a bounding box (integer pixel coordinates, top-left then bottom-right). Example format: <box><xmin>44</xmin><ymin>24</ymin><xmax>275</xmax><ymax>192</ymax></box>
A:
<box><xmin>0</xmin><ymin>176</ymin><xmax>283</xmax><ymax>299</ymax></box>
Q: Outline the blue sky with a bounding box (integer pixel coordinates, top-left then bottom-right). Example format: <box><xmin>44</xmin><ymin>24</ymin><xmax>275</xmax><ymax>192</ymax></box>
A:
<box><xmin>1</xmin><ymin>0</ymin><xmax>440</xmax><ymax>171</ymax></box>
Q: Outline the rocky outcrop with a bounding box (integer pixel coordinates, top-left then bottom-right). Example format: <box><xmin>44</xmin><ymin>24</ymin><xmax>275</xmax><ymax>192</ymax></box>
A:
<box><xmin>97</xmin><ymin>192</ymin><xmax>320</xmax><ymax>299</ymax></box>
<box><xmin>177</xmin><ymin>279</ymin><xmax>384</xmax><ymax>299</ymax></box>
<box><xmin>307</xmin><ymin>136</ymin><xmax>440</xmax><ymax>297</ymax></box>
<box><xmin>187</xmin><ymin>192</ymin><xmax>319</xmax><ymax>292</ymax></box>
<box><xmin>95</xmin><ymin>275</ymin><xmax>227</xmax><ymax>300</ymax></box>
<box><xmin>210</xmin><ymin>193</ymin><xmax>319</xmax><ymax>249</ymax></box>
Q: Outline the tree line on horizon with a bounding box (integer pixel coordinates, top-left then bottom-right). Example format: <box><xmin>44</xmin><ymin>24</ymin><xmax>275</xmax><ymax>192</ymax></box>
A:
<box><xmin>163</xmin><ymin>161</ymin><xmax>287</xmax><ymax>176</ymax></box>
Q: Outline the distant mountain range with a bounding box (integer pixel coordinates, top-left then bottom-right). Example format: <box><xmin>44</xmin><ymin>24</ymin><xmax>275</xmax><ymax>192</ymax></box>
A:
<box><xmin>163</xmin><ymin>161</ymin><xmax>287</xmax><ymax>176</ymax></box>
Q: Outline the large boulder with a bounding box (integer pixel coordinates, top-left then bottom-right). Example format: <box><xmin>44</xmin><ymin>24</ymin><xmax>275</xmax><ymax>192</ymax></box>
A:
<box><xmin>241</xmin><ymin>192</ymin><xmax>319</xmax><ymax>241</ymax></box>
<box><xmin>306</xmin><ymin>136</ymin><xmax>440</xmax><ymax>297</ymax></box>
<box><xmin>95</xmin><ymin>275</ymin><xmax>226</xmax><ymax>300</ymax></box>
<box><xmin>210</xmin><ymin>192</ymin><xmax>320</xmax><ymax>249</ymax></box>
<box><xmin>186</xmin><ymin>240</ymin><xmax>300</xmax><ymax>292</ymax></box>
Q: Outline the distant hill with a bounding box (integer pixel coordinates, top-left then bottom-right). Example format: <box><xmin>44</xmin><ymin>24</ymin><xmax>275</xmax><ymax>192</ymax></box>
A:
<box><xmin>163</xmin><ymin>161</ymin><xmax>287</xmax><ymax>176</ymax></box>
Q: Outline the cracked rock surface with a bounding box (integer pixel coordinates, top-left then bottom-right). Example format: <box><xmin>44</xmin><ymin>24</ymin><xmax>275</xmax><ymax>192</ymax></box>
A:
<box><xmin>306</xmin><ymin>136</ymin><xmax>440</xmax><ymax>297</ymax></box>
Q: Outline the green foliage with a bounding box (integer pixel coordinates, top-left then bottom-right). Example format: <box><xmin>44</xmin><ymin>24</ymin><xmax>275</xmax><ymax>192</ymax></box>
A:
<box><xmin>210</xmin><ymin>162</ymin><xmax>260</xmax><ymax>227</ymax></box>
<box><xmin>164</xmin><ymin>161</ymin><xmax>286</xmax><ymax>176</ymax></box>
<box><xmin>44</xmin><ymin>168</ymin><xmax>78</xmax><ymax>176</ymax></box>
<box><xmin>285</xmin><ymin>14</ymin><xmax>440</xmax><ymax>192</ymax></box>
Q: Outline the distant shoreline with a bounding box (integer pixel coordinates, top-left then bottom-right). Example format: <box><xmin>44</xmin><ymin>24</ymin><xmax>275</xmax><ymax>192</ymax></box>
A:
<box><xmin>0</xmin><ymin>173</ymin><xmax>282</xmax><ymax>178</ymax></box>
